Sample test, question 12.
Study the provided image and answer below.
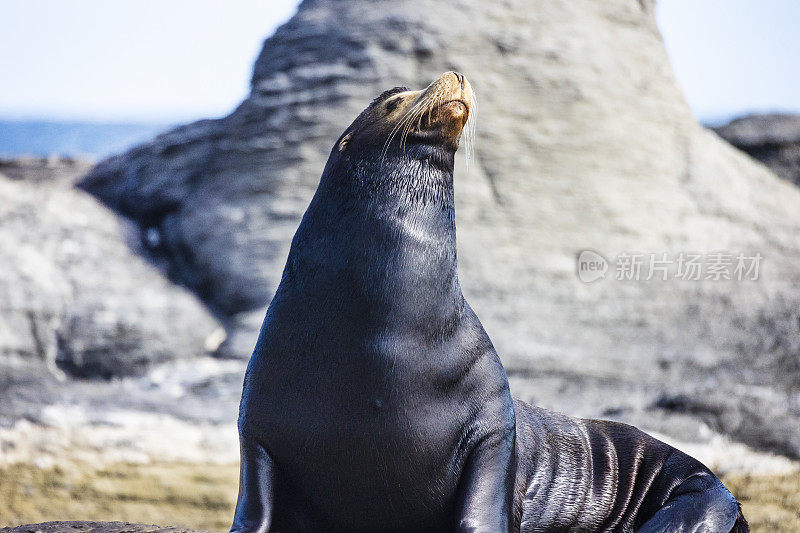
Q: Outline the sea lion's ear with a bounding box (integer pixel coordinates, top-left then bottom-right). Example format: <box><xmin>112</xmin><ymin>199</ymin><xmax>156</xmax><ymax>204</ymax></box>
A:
<box><xmin>338</xmin><ymin>133</ymin><xmax>352</xmax><ymax>152</ymax></box>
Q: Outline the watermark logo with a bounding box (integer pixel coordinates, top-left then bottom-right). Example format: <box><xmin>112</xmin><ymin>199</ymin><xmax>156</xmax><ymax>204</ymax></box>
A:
<box><xmin>576</xmin><ymin>250</ymin><xmax>609</xmax><ymax>283</ymax></box>
<box><xmin>576</xmin><ymin>251</ymin><xmax>763</xmax><ymax>283</ymax></box>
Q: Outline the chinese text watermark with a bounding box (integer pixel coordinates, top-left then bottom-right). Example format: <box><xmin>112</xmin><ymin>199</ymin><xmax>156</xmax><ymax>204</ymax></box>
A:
<box><xmin>576</xmin><ymin>251</ymin><xmax>762</xmax><ymax>283</ymax></box>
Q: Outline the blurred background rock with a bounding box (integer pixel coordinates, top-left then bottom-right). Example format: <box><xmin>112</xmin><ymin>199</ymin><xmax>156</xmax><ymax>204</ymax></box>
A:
<box><xmin>1</xmin><ymin>0</ymin><xmax>799</xmax><ymax>531</ymax></box>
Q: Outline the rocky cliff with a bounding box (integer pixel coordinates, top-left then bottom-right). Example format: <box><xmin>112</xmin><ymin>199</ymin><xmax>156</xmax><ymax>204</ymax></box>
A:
<box><xmin>713</xmin><ymin>113</ymin><xmax>800</xmax><ymax>187</ymax></box>
<box><xmin>77</xmin><ymin>0</ymin><xmax>800</xmax><ymax>457</ymax></box>
<box><xmin>0</xmin><ymin>157</ymin><xmax>219</xmax><ymax>424</ymax></box>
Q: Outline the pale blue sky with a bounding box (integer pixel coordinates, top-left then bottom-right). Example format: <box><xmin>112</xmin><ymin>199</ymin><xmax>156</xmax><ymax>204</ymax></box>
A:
<box><xmin>0</xmin><ymin>0</ymin><xmax>298</xmax><ymax>122</ymax></box>
<box><xmin>0</xmin><ymin>1</ymin><xmax>798</xmax><ymax>124</ymax></box>
<box><xmin>656</xmin><ymin>0</ymin><xmax>800</xmax><ymax>125</ymax></box>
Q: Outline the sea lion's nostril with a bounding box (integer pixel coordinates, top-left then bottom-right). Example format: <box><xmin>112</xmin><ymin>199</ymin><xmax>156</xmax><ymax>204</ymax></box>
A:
<box><xmin>454</xmin><ymin>72</ymin><xmax>465</xmax><ymax>89</ymax></box>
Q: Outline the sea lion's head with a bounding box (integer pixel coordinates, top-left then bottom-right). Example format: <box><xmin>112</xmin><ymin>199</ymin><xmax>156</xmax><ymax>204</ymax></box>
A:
<box><xmin>326</xmin><ymin>72</ymin><xmax>475</xmax><ymax>177</ymax></box>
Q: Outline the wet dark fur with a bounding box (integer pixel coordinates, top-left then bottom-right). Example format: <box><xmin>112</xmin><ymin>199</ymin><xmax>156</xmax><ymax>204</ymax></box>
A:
<box><xmin>232</xmin><ymin>78</ymin><xmax>748</xmax><ymax>532</ymax></box>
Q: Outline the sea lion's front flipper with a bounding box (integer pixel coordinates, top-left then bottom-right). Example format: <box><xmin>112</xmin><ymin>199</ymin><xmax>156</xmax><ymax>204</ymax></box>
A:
<box><xmin>453</xmin><ymin>424</ymin><xmax>517</xmax><ymax>533</ymax></box>
<box><xmin>231</xmin><ymin>435</ymin><xmax>275</xmax><ymax>533</ymax></box>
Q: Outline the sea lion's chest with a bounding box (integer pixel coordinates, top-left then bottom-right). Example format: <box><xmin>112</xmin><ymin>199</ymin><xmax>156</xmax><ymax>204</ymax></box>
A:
<box><xmin>243</xmin><ymin>309</ymin><xmax>468</xmax><ymax>438</ymax></box>
<box><xmin>239</xmin><ymin>309</ymin><xmax>472</xmax><ymax>521</ymax></box>
<box><xmin>250</xmin><ymin>285</ymin><xmax>475</xmax><ymax>419</ymax></box>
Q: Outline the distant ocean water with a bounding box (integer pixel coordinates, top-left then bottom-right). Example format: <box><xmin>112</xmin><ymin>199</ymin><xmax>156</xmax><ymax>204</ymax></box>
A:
<box><xmin>0</xmin><ymin>120</ymin><xmax>174</xmax><ymax>159</ymax></box>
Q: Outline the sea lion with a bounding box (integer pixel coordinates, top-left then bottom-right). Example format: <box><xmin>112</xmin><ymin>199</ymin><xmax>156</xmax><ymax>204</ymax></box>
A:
<box><xmin>231</xmin><ymin>72</ymin><xmax>748</xmax><ymax>532</ymax></box>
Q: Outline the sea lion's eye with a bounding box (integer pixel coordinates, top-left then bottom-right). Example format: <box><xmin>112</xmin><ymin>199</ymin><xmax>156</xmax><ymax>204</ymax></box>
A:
<box><xmin>371</xmin><ymin>86</ymin><xmax>409</xmax><ymax>108</ymax></box>
<box><xmin>385</xmin><ymin>96</ymin><xmax>402</xmax><ymax>113</ymax></box>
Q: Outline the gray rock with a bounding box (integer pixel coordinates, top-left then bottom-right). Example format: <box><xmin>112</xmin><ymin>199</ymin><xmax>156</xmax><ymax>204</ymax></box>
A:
<box><xmin>78</xmin><ymin>0</ymin><xmax>800</xmax><ymax>457</ymax></box>
<box><xmin>712</xmin><ymin>113</ymin><xmax>800</xmax><ymax>186</ymax></box>
<box><xmin>0</xmin><ymin>522</ymin><xmax>209</xmax><ymax>533</ymax></box>
<box><xmin>0</xmin><ymin>157</ymin><xmax>218</xmax><ymax>382</ymax></box>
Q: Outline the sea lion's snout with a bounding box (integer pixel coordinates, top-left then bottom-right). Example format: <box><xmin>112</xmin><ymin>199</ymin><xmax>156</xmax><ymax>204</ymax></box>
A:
<box><xmin>419</xmin><ymin>71</ymin><xmax>472</xmax><ymax>129</ymax></box>
<box><xmin>403</xmin><ymin>71</ymin><xmax>473</xmax><ymax>151</ymax></box>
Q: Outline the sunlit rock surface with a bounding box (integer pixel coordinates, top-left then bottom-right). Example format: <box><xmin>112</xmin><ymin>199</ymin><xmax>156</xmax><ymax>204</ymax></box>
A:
<box><xmin>0</xmin><ymin>157</ymin><xmax>218</xmax><ymax>422</ymax></box>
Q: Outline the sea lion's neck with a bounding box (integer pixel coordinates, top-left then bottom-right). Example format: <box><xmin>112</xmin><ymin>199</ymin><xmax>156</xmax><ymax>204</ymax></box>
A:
<box><xmin>333</xmin><ymin>149</ymin><xmax>456</xmax><ymax>208</ymax></box>
<box><xmin>287</xmin><ymin>154</ymin><xmax>464</xmax><ymax>334</ymax></box>
<box><xmin>319</xmin><ymin>150</ymin><xmax>457</xmax><ymax>234</ymax></box>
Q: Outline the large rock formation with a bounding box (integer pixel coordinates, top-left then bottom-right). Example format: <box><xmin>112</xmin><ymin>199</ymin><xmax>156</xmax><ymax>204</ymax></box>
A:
<box><xmin>713</xmin><ymin>113</ymin><xmax>800</xmax><ymax>187</ymax></box>
<box><xmin>79</xmin><ymin>0</ymin><xmax>800</xmax><ymax>457</ymax></box>
<box><xmin>0</xmin><ymin>157</ymin><xmax>217</xmax><ymax>387</ymax></box>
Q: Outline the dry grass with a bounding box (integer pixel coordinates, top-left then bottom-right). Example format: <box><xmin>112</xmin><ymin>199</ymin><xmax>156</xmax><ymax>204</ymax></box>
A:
<box><xmin>0</xmin><ymin>462</ymin><xmax>797</xmax><ymax>532</ymax></box>
<box><xmin>722</xmin><ymin>472</ymin><xmax>800</xmax><ymax>533</ymax></box>
<box><xmin>0</xmin><ymin>462</ymin><xmax>238</xmax><ymax>532</ymax></box>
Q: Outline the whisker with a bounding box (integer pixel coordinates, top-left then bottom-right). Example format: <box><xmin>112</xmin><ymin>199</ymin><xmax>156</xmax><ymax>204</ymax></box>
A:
<box><xmin>464</xmin><ymin>90</ymin><xmax>477</xmax><ymax>171</ymax></box>
<box><xmin>401</xmin><ymin>91</ymin><xmax>435</xmax><ymax>150</ymax></box>
<box><xmin>382</xmin><ymin>90</ymin><xmax>434</xmax><ymax>161</ymax></box>
<box><xmin>395</xmin><ymin>90</ymin><xmax>434</xmax><ymax>155</ymax></box>
<box><xmin>382</xmin><ymin>106</ymin><xmax>416</xmax><ymax>160</ymax></box>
